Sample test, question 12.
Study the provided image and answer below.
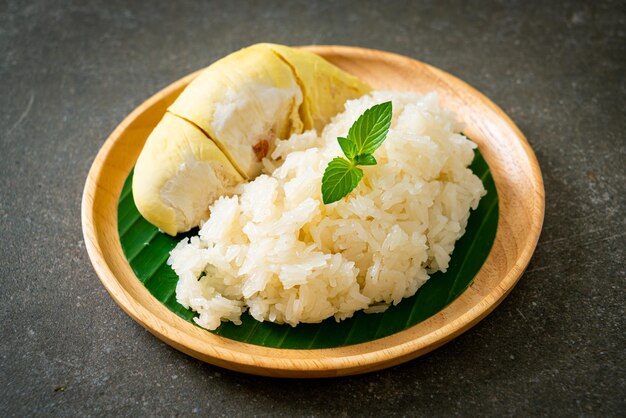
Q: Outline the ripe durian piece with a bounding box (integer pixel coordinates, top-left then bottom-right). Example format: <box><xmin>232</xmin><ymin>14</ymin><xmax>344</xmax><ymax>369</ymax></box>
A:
<box><xmin>132</xmin><ymin>113</ymin><xmax>244</xmax><ymax>236</ymax></box>
<box><xmin>168</xmin><ymin>44</ymin><xmax>304</xmax><ymax>178</ymax></box>
<box><xmin>133</xmin><ymin>43</ymin><xmax>372</xmax><ymax>235</ymax></box>
<box><xmin>263</xmin><ymin>43</ymin><xmax>371</xmax><ymax>133</ymax></box>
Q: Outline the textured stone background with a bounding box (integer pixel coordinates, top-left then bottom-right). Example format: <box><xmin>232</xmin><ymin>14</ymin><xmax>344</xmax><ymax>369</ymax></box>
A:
<box><xmin>1</xmin><ymin>0</ymin><xmax>624</xmax><ymax>416</ymax></box>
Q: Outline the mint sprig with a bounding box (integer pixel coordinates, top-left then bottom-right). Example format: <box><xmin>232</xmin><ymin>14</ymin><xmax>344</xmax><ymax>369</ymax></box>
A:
<box><xmin>321</xmin><ymin>101</ymin><xmax>392</xmax><ymax>204</ymax></box>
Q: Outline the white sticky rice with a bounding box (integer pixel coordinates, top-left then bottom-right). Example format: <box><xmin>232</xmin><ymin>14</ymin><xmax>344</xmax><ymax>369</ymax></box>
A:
<box><xmin>167</xmin><ymin>91</ymin><xmax>485</xmax><ymax>330</ymax></box>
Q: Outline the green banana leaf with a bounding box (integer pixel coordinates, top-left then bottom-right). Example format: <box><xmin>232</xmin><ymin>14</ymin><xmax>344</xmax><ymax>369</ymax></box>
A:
<box><xmin>118</xmin><ymin>149</ymin><xmax>498</xmax><ymax>349</ymax></box>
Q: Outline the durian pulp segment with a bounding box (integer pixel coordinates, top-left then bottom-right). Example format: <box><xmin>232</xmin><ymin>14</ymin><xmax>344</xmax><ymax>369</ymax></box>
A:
<box><xmin>132</xmin><ymin>113</ymin><xmax>244</xmax><ymax>236</ymax></box>
<box><xmin>132</xmin><ymin>43</ymin><xmax>373</xmax><ymax>235</ymax></box>
<box><xmin>168</xmin><ymin>44</ymin><xmax>304</xmax><ymax>179</ymax></box>
<box><xmin>263</xmin><ymin>43</ymin><xmax>372</xmax><ymax>132</ymax></box>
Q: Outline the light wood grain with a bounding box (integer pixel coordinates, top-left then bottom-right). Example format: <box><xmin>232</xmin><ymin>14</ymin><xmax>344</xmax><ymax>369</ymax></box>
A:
<box><xmin>81</xmin><ymin>46</ymin><xmax>544</xmax><ymax>378</ymax></box>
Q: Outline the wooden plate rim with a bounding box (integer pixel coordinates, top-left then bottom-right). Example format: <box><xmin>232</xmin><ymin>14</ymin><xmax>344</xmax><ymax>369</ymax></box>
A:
<box><xmin>81</xmin><ymin>45</ymin><xmax>544</xmax><ymax>378</ymax></box>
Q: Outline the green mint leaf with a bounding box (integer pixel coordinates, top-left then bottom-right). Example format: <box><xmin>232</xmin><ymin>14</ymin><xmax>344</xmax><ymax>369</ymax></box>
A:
<box><xmin>355</xmin><ymin>154</ymin><xmax>377</xmax><ymax>166</ymax></box>
<box><xmin>321</xmin><ymin>102</ymin><xmax>393</xmax><ymax>204</ymax></box>
<box><xmin>347</xmin><ymin>101</ymin><xmax>392</xmax><ymax>156</ymax></box>
<box><xmin>337</xmin><ymin>137</ymin><xmax>356</xmax><ymax>161</ymax></box>
<box><xmin>321</xmin><ymin>157</ymin><xmax>364</xmax><ymax>204</ymax></box>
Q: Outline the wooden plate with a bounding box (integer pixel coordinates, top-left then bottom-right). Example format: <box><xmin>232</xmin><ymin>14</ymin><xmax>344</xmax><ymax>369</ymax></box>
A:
<box><xmin>81</xmin><ymin>46</ymin><xmax>544</xmax><ymax>377</ymax></box>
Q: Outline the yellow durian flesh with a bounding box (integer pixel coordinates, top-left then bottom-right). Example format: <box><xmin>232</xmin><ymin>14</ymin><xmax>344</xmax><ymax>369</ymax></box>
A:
<box><xmin>168</xmin><ymin>44</ymin><xmax>304</xmax><ymax>179</ymax></box>
<box><xmin>263</xmin><ymin>43</ymin><xmax>372</xmax><ymax>132</ymax></box>
<box><xmin>132</xmin><ymin>113</ymin><xmax>244</xmax><ymax>236</ymax></box>
<box><xmin>133</xmin><ymin>43</ymin><xmax>372</xmax><ymax>235</ymax></box>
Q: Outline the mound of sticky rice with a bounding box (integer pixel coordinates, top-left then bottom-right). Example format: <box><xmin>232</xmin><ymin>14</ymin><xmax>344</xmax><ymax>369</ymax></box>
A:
<box><xmin>167</xmin><ymin>91</ymin><xmax>486</xmax><ymax>330</ymax></box>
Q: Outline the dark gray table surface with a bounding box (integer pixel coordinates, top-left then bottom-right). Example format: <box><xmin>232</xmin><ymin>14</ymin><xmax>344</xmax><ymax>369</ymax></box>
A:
<box><xmin>1</xmin><ymin>0</ymin><xmax>624</xmax><ymax>416</ymax></box>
